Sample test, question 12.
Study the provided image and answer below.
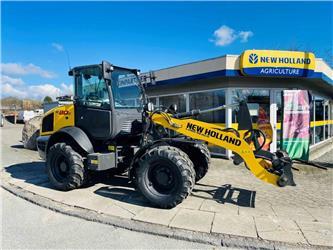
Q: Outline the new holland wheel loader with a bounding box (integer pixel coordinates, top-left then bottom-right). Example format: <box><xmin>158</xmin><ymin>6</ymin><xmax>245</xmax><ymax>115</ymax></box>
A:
<box><xmin>37</xmin><ymin>61</ymin><xmax>295</xmax><ymax>208</ymax></box>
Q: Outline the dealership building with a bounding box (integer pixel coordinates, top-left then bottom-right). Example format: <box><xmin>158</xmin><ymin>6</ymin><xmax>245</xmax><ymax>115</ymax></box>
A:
<box><xmin>143</xmin><ymin>50</ymin><xmax>333</xmax><ymax>158</ymax></box>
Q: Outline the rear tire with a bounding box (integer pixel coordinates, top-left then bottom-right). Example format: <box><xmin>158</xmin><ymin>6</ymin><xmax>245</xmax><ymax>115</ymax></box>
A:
<box><xmin>180</xmin><ymin>143</ymin><xmax>211</xmax><ymax>182</ymax></box>
<box><xmin>47</xmin><ymin>143</ymin><xmax>86</xmax><ymax>191</ymax></box>
<box><xmin>23</xmin><ymin>130</ymin><xmax>39</xmax><ymax>150</ymax></box>
<box><xmin>0</xmin><ymin>115</ymin><xmax>4</xmax><ymax>127</ymax></box>
<box><xmin>136</xmin><ymin>145</ymin><xmax>195</xmax><ymax>208</ymax></box>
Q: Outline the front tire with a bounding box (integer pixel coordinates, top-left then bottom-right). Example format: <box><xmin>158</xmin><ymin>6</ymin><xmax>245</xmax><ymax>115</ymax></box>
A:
<box><xmin>47</xmin><ymin>143</ymin><xmax>86</xmax><ymax>191</ymax></box>
<box><xmin>136</xmin><ymin>145</ymin><xmax>195</xmax><ymax>208</ymax></box>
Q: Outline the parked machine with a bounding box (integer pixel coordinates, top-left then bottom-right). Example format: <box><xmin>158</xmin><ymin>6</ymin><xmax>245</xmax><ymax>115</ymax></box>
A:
<box><xmin>0</xmin><ymin>112</ymin><xmax>4</xmax><ymax>127</ymax></box>
<box><xmin>37</xmin><ymin>61</ymin><xmax>295</xmax><ymax>208</ymax></box>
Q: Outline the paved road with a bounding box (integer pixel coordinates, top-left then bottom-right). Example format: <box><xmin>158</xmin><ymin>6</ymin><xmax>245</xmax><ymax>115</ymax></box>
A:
<box><xmin>1</xmin><ymin>188</ymin><xmax>215</xmax><ymax>249</ymax></box>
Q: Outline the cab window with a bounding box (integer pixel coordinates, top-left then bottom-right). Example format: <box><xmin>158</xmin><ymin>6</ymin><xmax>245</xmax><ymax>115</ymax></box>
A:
<box><xmin>75</xmin><ymin>67</ymin><xmax>110</xmax><ymax>109</ymax></box>
<box><xmin>111</xmin><ymin>68</ymin><xmax>142</xmax><ymax>109</ymax></box>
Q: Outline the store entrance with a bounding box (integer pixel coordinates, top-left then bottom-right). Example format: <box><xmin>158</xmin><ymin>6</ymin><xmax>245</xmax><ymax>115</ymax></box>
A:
<box><xmin>232</xmin><ymin>89</ymin><xmax>273</xmax><ymax>151</ymax></box>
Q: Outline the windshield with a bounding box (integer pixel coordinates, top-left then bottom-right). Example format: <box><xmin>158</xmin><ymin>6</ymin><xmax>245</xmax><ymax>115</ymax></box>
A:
<box><xmin>75</xmin><ymin>66</ymin><xmax>110</xmax><ymax>109</ymax></box>
<box><xmin>111</xmin><ymin>67</ymin><xmax>142</xmax><ymax>109</ymax></box>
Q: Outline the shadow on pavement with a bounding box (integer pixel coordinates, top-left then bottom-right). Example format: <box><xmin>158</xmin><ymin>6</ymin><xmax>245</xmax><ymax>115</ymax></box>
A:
<box><xmin>94</xmin><ymin>175</ymin><xmax>152</xmax><ymax>207</ymax></box>
<box><xmin>11</xmin><ymin>144</ymin><xmax>25</xmax><ymax>149</ymax></box>
<box><xmin>4</xmin><ymin>161</ymin><xmax>133</xmax><ymax>190</ymax></box>
<box><xmin>95</xmin><ymin>186</ymin><xmax>152</xmax><ymax>207</ymax></box>
<box><xmin>309</xmin><ymin>161</ymin><xmax>333</xmax><ymax>168</ymax></box>
<box><xmin>94</xmin><ymin>176</ymin><xmax>256</xmax><ymax>208</ymax></box>
<box><xmin>4</xmin><ymin>161</ymin><xmax>49</xmax><ymax>186</ymax></box>
<box><xmin>192</xmin><ymin>183</ymin><xmax>256</xmax><ymax>208</ymax></box>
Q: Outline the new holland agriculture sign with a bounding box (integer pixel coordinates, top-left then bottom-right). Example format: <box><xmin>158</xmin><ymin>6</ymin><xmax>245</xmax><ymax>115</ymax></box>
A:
<box><xmin>240</xmin><ymin>50</ymin><xmax>316</xmax><ymax>77</ymax></box>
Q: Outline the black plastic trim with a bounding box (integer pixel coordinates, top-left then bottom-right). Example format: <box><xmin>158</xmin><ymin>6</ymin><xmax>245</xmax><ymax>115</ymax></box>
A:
<box><xmin>42</xmin><ymin>113</ymin><xmax>54</xmax><ymax>132</ymax></box>
<box><xmin>47</xmin><ymin>127</ymin><xmax>94</xmax><ymax>154</ymax></box>
<box><xmin>37</xmin><ymin>135</ymin><xmax>50</xmax><ymax>160</ymax></box>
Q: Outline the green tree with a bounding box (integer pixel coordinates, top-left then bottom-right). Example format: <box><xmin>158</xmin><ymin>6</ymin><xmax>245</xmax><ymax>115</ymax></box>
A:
<box><xmin>43</xmin><ymin>96</ymin><xmax>53</xmax><ymax>103</ymax></box>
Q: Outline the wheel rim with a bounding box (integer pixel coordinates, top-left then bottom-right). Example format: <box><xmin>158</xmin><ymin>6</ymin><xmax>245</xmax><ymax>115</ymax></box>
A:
<box><xmin>52</xmin><ymin>154</ymin><xmax>70</xmax><ymax>182</ymax></box>
<box><xmin>148</xmin><ymin>160</ymin><xmax>180</xmax><ymax>195</ymax></box>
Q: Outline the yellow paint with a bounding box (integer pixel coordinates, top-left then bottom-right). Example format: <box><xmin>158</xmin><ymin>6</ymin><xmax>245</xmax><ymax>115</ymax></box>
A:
<box><xmin>276</xmin><ymin>123</ymin><xmax>281</xmax><ymax>130</ymax></box>
<box><xmin>151</xmin><ymin>113</ymin><xmax>280</xmax><ymax>186</ymax></box>
<box><xmin>310</xmin><ymin>120</ymin><xmax>333</xmax><ymax>127</ymax></box>
<box><xmin>90</xmin><ymin>159</ymin><xmax>98</xmax><ymax>165</ymax></box>
<box><xmin>240</xmin><ymin>50</ymin><xmax>316</xmax><ymax>73</ymax></box>
<box><xmin>276</xmin><ymin>120</ymin><xmax>333</xmax><ymax>130</ymax></box>
<box><xmin>40</xmin><ymin>104</ymin><xmax>75</xmax><ymax>136</ymax></box>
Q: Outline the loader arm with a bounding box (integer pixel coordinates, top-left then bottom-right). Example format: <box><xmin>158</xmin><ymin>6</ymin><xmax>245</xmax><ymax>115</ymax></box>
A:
<box><xmin>150</xmin><ymin>112</ymin><xmax>295</xmax><ymax>187</ymax></box>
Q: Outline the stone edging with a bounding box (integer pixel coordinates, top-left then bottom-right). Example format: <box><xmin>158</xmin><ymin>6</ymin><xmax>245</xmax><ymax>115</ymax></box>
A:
<box><xmin>309</xmin><ymin>137</ymin><xmax>333</xmax><ymax>161</ymax></box>
<box><xmin>1</xmin><ymin>179</ymin><xmax>329</xmax><ymax>250</ymax></box>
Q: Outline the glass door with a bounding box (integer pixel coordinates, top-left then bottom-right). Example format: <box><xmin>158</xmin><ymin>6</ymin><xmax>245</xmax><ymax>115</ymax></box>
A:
<box><xmin>231</xmin><ymin>89</ymin><xmax>272</xmax><ymax>151</ymax></box>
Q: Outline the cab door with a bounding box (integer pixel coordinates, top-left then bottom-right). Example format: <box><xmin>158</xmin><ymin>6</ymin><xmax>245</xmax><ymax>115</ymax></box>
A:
<box><xmin>74</xmin><ymin>72</ymin><xmax>113</xmax><ymax>140</ymax></box>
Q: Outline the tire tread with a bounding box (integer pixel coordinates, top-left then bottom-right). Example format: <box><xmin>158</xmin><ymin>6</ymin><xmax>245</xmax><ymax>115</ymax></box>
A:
<box><xmin>47</xmin><ymin>143</ymin><xmax>86</xmax><ymax>191</ymax></box>
<box><xmin>136</xmin><ymin>145</ymin><xmax>195</xmax><ymax>208</ymax></box>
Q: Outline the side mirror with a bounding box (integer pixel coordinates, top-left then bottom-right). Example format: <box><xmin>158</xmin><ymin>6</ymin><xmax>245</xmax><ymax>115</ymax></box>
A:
<box><xmin>102</xmin><ymin>61</ymin><xmax>112</xmax><ymax>81</ymax></box>
<box><xmin>168</xmin><ymin>104</ymin><xmax>177</xmax><ymax>114</ymax></box>
<box><xmin>147</xmin><ymin>102</ymin><xmax>154</xmax><ymax>112</ymax></box>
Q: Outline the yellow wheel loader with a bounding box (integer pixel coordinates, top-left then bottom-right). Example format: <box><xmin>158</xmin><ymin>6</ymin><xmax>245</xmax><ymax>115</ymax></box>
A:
<box><xmin>37</xmin><ymin>61</ymin><xmax>295</xmax><ymax>209</ymax></box>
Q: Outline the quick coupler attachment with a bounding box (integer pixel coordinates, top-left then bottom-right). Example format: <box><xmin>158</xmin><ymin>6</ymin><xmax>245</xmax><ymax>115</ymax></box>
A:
<box><xmin>272</xmin><ymin>150</ymin><xmax>296</xmax><ymax>187</ymax></box>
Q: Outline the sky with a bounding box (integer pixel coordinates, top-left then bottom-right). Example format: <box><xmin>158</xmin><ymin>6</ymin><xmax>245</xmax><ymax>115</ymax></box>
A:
<box><xmin>1</xmin><ymin>1</ymin><xmax>332</xmax><ymax>100</ymax></box>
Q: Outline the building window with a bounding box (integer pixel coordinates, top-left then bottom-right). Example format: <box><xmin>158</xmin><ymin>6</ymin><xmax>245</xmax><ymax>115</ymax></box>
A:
<box><xmin>148</xmin><ymin>97</ymin><xmax>157</xmax><ymax>106</ymax></box>
<box><xmin>330</xmin><ymin>102</ymin><xmax>333</xmax><ymax>137</ymax></box>
<box><xmin>310</xmin><ymin>96</ymin><xmax>315</xmax><ymax>145</ymax></box>
<box><xmin>159</xmin><ymin>94</ymin><xmax>186</xmax><ymax>112</ymax></box>
<box><xmin>189</xmin><ymin>90</ymin><xmax>226</xmax><ymax>124</ymax></box>
<box><xmin>276</xmin><ymin>91</ymin><xmax>282</xmax><ymax>149</ymax></box>
<box><xmin>314</xmin><ymin>98</ymin><xmax>324</xmax><ymax>143</ymax></box>
<box><xmin>324</xmin><ymin>101</ymin><xmax>329</xmax><ymax>140</ymax></box>
<box><xmin>310</xmin><ymin>95</ymin><xmax>333</xmax><ymax>144</ymax></box>
<box><xmin>189</xmin><ymin>89</ymin><xmax>226</xmax><ymax>156</ymax></box>
<box><xmin>231</xmin><ymin>89</ymin><xmax>271</xmax><ymax>152</ymax></box>
<box><xmin>231</xmin><ymin>89</ymin><xmax>270</xmax><ymax>124</ymax></box>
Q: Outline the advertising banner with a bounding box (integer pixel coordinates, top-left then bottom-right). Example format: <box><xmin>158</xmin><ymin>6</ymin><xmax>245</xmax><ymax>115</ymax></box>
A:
<box><xmin>240</xmin><ymin>50</ymin><xmax>316</xmax><ymax>77</ymax></box>
<box><xmin>281</xmin><ymin>90</ymin><xmax>311</xmax><ymax>160</ymax></box>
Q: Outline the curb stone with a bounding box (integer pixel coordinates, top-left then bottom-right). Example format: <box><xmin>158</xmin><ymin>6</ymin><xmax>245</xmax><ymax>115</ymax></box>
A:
<box><xmin>1</xmin><ymin>179</ymin><xmax>331</xmax><ymax>250</ymax></box>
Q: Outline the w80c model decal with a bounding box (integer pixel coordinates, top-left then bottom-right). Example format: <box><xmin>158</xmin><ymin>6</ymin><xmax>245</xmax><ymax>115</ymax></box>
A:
<box><xmin>56</xmin><ymin>110</ymin><xmax>71</xmax><ymax>115</ymax></box>
<box><xmin>186</xmin><ymin>123</ymin><xmax>241</xmax><ymax>146</ymax></box>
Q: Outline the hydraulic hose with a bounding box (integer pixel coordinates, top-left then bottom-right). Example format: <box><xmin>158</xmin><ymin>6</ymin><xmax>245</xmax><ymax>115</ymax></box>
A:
<box><xmin>172</xmin><ymin>110</ymin><xmax>200</xmax><ymax>119</ymax></box>
<box><xmin>172</xmin><ymin>104</ymin><xmax>238</xmax><ymax>119</ymax></box>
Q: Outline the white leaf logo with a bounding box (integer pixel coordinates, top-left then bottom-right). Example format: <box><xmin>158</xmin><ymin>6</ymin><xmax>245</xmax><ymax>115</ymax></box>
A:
<box><xmin>249</xmin><ymin>53</ymin><xmax>258</xmax><ymax>64</ymax></box>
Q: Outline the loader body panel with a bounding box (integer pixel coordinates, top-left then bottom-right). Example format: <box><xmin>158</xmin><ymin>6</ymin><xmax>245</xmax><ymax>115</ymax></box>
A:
<box><xmin>151</xmin><ymin>114</ymin><xmax>280</xmax><ymax>186</ymax></box>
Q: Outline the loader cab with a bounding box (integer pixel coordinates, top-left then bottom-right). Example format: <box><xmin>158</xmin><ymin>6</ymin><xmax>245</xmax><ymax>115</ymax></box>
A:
<box><xmin>69</xmin><ymin>61</ymin><xmax>145</xmax><ymax>141</ymax></box>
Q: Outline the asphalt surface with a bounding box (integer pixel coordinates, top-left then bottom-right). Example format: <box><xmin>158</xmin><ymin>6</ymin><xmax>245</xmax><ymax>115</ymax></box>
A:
<box><xmin>1</xmin><ymin>188</ymin><xmax>216</xmax><ymax>249</ymax></box>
